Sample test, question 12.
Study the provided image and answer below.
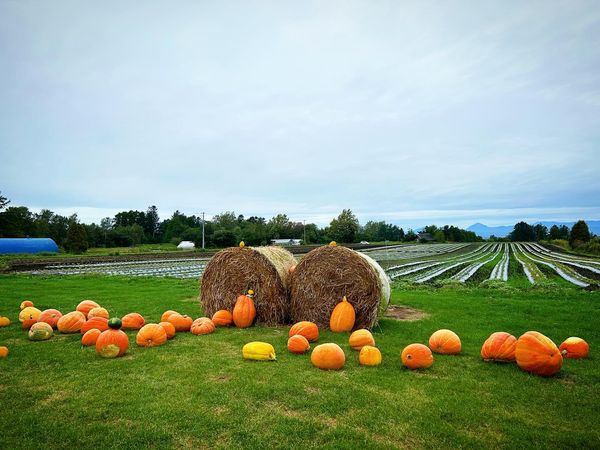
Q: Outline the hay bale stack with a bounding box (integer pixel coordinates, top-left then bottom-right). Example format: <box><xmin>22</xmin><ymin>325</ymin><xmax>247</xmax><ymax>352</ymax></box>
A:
<box><xmin>200</xmin><ymin>246</ymin><xmax>296</xmax><ymax>325</ymax></box>
<box><xmin>289</xmin><ymin>245</ymin><xmax>390</xmax><ymax>330</ymax></box>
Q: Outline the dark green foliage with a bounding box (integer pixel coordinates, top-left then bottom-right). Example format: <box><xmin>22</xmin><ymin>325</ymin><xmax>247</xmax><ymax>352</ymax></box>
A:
<box><xmin>63</xmin><ymin>223</ymin><xmax>89</xmax><ymax>253</ymax></box>
<box><xmin>510</xmin><ymin>221</ymin><xmax>536</xmax><ymax>241</ymax></box>
<box><xmin>213</xmin><ymin>229</ymin><xmax>237</xmax><ymax>247</ymax></box>
<box><xmin>329</xmin><ymin>209</ymin><xmax>360</xmax><ymax>243</ymax></box>
<box><xmin>0</xmin><ymin>191</ymin><xmax>9</xmax><ymax>211</ymax></box>
<box><xmin>570</xmin><ymin>220</ymin><xmax>591</xmax><ymax>247</ymax></box>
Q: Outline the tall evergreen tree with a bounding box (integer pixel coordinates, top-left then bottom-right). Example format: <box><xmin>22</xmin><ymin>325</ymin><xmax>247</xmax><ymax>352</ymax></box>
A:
<box><xmin>569</xmin><ymin>220</ymin><xmax>590</xmax><ymax>247</ymax></box>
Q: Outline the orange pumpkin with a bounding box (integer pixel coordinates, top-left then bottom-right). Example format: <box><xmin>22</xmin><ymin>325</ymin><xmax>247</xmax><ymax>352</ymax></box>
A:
<box><xmin>559</xmin><ymin>337</ymin><xmax>589</xmax><ymax>359</ymax></box>
<box><xmin>136</xmin><ymin>324</ymin><xmax>168</xmax><ymax>347</ymax></box>
<box><xmin>20</xmin><ymin>300</ymin><xmax>34</xmax><ymax>310</ymax></box>
<box><xmin>76</xmin><ymin>300</ymin><xmax>100</xmax><ymax>318</ymax></box>
<box><xmin>21</xmin><ymin>318</ymin><xmax>37</xmax><ymax>330</ymax></box>
<box><xmin>161</xmin><ymin>310</ymin><xmax>178</xmax><ymax>322</ymax></box>
<box><xmin>329</xmin><ymin>296</ymin><xmax>355</xmax><ymax>332</ymax></box>
<box><xmin>96</xmin><ymin>319</ymin><xmax>129</xmax><ymax>358</ymax></box>
<box><xmin>38</xmin><ymin>309</ymin><xmax>63</xmax><ymax>328</ymax></box>
<box><xmin>481</xmin><ymin>332</ymin><xmax>517</xmax><ymax>362</ymax></box>
<box><xmin>429</xmin><ymin>329</ymin><xmax>461</xmax><ymax>355</ymax></box>
<box><xmin>516</xmin><ymin>331</ymin><xmax>563</xmax><ymax>377</ymax></box>
<box><xmin>0</xmin><ymin>346</ymin><xmax>8</xmax><ymax>358</ymax></box>
<box><xmin>289</xmin><ymin>321</ymin><xmax>319</xmax><ymax>342</ymax></box>
<box><xmin>57</xmin><ymin>311</ymin><xmax>86</xmax><ymax>333</ymax></box>
<box><xmin>212</xmin><ymin>310</ymin><xmax>233</xmax><ymax>327</ymax></box>
<box><xmin>121</xmin><ymin>313</ymin><xmax>145</xmax><ymax>330</ymax></box>
<box><xmin>191</xmin><ymin>317</ymin><xmax>216</xmax><ymax>335</ymax></box>
<box><xmin>288</xmin><ymin>335</ymin><xmax>310</xmax><ymax>354</ymax></box>
<box><xmin>80</xmin><ymin>317</ymin><xmax>109</xmax><ymax>334</ymax></box>
<box><xmin>288</xmin><ymin>264</ymin><xmax>297</xmax><ymax>275</ymax></box>
<box><xmin>359</xmin><ymin>345</ymin><xmax>382</xmax><ymax>366</ymax></box>
<box><xmin>0</xmin><ymin>316</ymin><xmax>10</xmax><ymax>327</ymax></box>
<box><xmin>311</xmin><ymin>343</ymin><xmax>345</xmax><ymax>370</ymax></box>
<box><xmin>233</xmin><ymin>293</ymin><xmax>256</xmax><ymax>328</ymax></box>
<box><xmin>167</xmin><ymin>313</ymin><xmax>193</xmax><ymax>332</ymax></box>
<box><xmin>402</xmin><ymin>343</ymin><xmax>434</xmax><ymax>370</ymax></box>
<box><xmin>349</xmin><ymin>329</ymin><xmax>375</xmax><ymax>351</ymax></box>
<box><xmin>19</xmin><ymin>306</ymin><xmax>42</xmax><ymax>323</ymax></box>
<box><xmin>159</xmin><ymin>321</ymin><xmax>176</xmax><ymax>339</ymax></box>
<box><xmin>87</xmin><ymin>307</ymin><xmax>109</xmax><ymax>320</ymax></box>
<box><xmin>82</xmin><ymin>329</ymin><xmax>102</xmax><ymax>346</ymax></box>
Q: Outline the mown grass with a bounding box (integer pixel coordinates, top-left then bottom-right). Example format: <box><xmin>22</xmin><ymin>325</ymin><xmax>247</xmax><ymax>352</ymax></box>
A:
<box><xmin>1</xmin><ymin>275</ymin><xmax>599</xmax><ymax>449</ymax></box>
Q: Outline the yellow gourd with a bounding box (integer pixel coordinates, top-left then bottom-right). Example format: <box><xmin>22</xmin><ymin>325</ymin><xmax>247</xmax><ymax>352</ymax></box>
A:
<box><xmin>242</xmin><ymin>342</ymin><xmax>276</xmax><ymax>361</ymax></box>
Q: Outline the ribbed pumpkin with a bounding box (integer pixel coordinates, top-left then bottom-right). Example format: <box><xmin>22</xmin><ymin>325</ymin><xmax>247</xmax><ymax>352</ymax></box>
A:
<box><xmin>167</xmin><ymin>313</ymin><xmax>193</xmax><ymax>332</ymax></box>
<box><xmin>359</xmin><ymin>345</ymin><xmax>382</xmax><ymax>366</ymax></box>
<box><xmin>191</xmin><ymin>317</ymin><xmax>216</xmax><ymax>335</ymax></box>
<box><xmin>38</xmin><ymin>309</ymin><xmax>63</xmax><ymax>328</ymax></box>
<box><xmin>87</xmin><ymin>307</ymin><xmax>109</xmax><ymax>320</ymax></box>
<box><xmin>0</xmin><ymin>346</ymin><xmax>8</xmax><ymax>358</ymax></box>
<box><xmin>136</xmin><ymin>324</ymin><xmax>168</xmax><ymax>347</ymax></box>
<box><xmin>311</xmin><ymin>343</ymin><xmax>345</xmax><ymax>370</ymax></box>
<box><xmin>233</xmin><ymin>292</ymin><xmax>256</xmax><ymax>328</ymax></box>
<box><xmin>481</xmin><ymin>332</ymin><xmax>517</xmax><ymax>362</ymax></box>
<box><xmin>329</xmin><ymin>296</ymin><xmax>355</xmax><ymax>332</ymax></box>
<box><xmin>82</xmin><ymin>329</ymin><xmax>102</xmax><ymax>346</ymax></box>
<box><xmin>559</xmin><ymin>337</ymin><xmax>589</xmax><ymax>359</ymax></box>
<box><xmin>349</xmin><ymin>329</ymin><xmax>375</xmax><ymax>351</ymax></box>
<box><xmin>20</xmin><ymin>300</ymin><xmax>34</xmax><ymax>310</ymax></box>
<box><xmin>288</xmin><ymin>334</ymin><xmax>310</xmax><ymax>354</ymax></box>
<box><xmin>429</xmin><ymin>329</ymin><xmax>461</xmax><ymax>355</ymax></box>
<box><xmin>289</xmin><ymin>321</ymin><xmax>319</xmax><ymax>342</ymax></box>
<box><xmin>19</xmin><ymin>306</ymin><xmax>42</xmax><ymax>323</ymax></box>
<box><xmin>76</xmin><ymin>300</ymin><xmax>100</xmax><ymax>318</ymax></box>
<box><xmin>80</xmin><ymin>317</ymin><xmax>109</xmax><ymax>334</ymax></box>
<box><xmin>161</xmin><ymin>310</ymin><xmax>178</xmax><ymax>322</ymax></box>
<box><xmin>121</xmin><ymin>313</ymin><xmax>145</xmax><ymax>330</ymax></box>
<box><xmin>0</xmin><ymin>316</ymin><xmax>10</xmax><ymax>327</ymax></box>
<box><xmin>516</xmin><ymin>331</ymin><xmax>563</xmax><ymax>377</ymax></box>
<box><xmin>57</xmin><ymin>311</ymin><xmax>86</xmax><ymax>333</ymax></box>
<box><xmin>402</xmin><ymin>343</ymin><xmax>434</xmax><ymax>370</ymax></box>
<box><xmin>96</xmin><ymin>318</ymin><xmax>129</xmax><ymax>358</ymax></box>
<box><xmin>159</xmin><ymin>321</ymin><xmax>176</xmax><ymax>339</ymax></box>
<box><xmin>28</xmin><ymin>322</ymin><xmax>53</xmax><ymax>341</ymax></box>
<box><xmin>212</xmin><ymin>310</ymin><xmax>233</xmax><ymax>327</ymax></box>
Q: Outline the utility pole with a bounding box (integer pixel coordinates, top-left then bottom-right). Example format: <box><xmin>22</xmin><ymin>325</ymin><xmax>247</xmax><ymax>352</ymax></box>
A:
<box><xmin>202</xmin><ymin>212</ymin><xmax>205</xmax><ymax>249</ymax></box>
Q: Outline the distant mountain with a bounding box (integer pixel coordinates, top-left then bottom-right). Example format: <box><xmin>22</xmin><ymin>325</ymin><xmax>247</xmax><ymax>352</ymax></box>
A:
<box><xmin>467</xmin><ymin>221</ymin><xmax>600</xmax><ymax>238</ymax></box>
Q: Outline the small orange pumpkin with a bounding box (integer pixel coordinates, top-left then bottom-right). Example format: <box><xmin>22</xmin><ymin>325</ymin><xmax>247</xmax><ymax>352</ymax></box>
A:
<box><xmin>429</xmin><ymin>329</ymin><xmax>461</xmax><ymax>355</ymax></box>
<box><xmin>121</xmin><ymin>313</ymin><xmax>145</xmax><ymax>330</ymax></box>
<box><xmin>136</xmin><ymin>324</ymin><xmax>168</xmax><ymax>347</ymax></box>
<box><xmin>161</xmin><ymin>310</ymin><xmax>178</xmax><ymax>322</ymax></box>
<box><xmin>481</xmin><ymin>332</ymin><xmax>517</xmax><ymax>362</ymax></box>
<box><xmin>96</xmin><ymin>329</ymin><xmax>129</xmax><ymax>358</ymax></box>
<box><xmin>329</xmin><ymin>296</ymin><xmax>355</xmax><ymax>332</ymax></box>
<box><xmin>87</xmin><ymin>307</ymin><xmax>109</xmax><ymax>320</ymax></box>
<box><xmin>38</xmin><ymin>309</ymin><xmax>63</xmax><ymax>328</ymax></box>
<box><xmin>191</xmin><ymin>317</ymin><xmax>215</xmax><ymax>335</ymax></box>
<box><xmin>0</xmin><ymin>316</ymin><xmax>10</xmax><ymax>327</ymax></box>
<box><xmin>167</xmin><ymin>313</ymin><xmax>193</xmax><ymax>332</ymax></box>
<box><xmin>349</xmin><ymin>329</ymin><xmax>375</xmax><ymax>351</ymax></box>
<box><xmin>311</xmin><ymin>343</ymin><xmax>345</xmax><ymax>370</ymax></box>
<box><xmin>559</xmin><ymin>337</ymin><xmax>589</xmax><ymax>359</ymax></box>
<box><xmin>359</xmin><ymin>345</ymin><xmax>382</xmax><ymax>366</ymax></box>
<box><xmin>516</xmin><ymin>331</ymin><xmax>563</xmax><ymax>377</ymax></box>
<box><xmin>0</xmin><ymin>346</ymin><xmax>8</xmax><ymax>358</ymax></box>
<box><xmin>20</xmin><ymin>300</ymin><xmax>34</xmax><ymax>310</ymax></box>
<box><xmin>233</xmin><ymin>293</ymin><xmax>256</xmax><ymax>328</ymax></box>
<box><xmin>402</xmin><ymin>343</ymin><xmax>434</xmax><ymax>370</ymax></box>
<box><xmin>212</xmin><ymin>310</ymin><xmax>233</xmax><ymax>327</ymax></box>
<box><xmin>289</xmin><ymin>321</ymin><xmax>319</xmax><ymax>342</ymax></box>
<box><xmin>76</xmin><ymin>300</ymin><xmax>100</xmax><ymax>318</ymax></box>
<box><xmin>57</xmin><ymin>311</ymin><xmax>86</xmax><ymax>333</ymax></box>
<box><xmin>159</xmin><ymin>321</ymin><xmax>176</xmax><ymax>339</ymax></box>
<box><xmin>80</xmin><ymin>317</ymin><xmax>109</xmax><ymax>334</ymax></box>
<box><xmin>288</xmin><ymin>335</ymin><xmax>310</xmax><ymax>354</ymax></box>
<box><xmin>82</xmin><ymin>329</ymin><xmax>102</xmax><ymax>346</ymax></box>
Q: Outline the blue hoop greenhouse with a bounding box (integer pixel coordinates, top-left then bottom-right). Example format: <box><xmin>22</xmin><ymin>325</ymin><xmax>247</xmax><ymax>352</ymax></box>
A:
<box><xmin>0</xmin><ymin>238</ymin><xmax>59</xmax><ymax>254</ymax></box>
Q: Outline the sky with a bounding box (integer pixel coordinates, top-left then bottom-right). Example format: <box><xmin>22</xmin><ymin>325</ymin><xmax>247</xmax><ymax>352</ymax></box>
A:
<box><xmin>1</xmin><ymin>1</ymin><xmax>599</xmax><ymax>229</ymax></box>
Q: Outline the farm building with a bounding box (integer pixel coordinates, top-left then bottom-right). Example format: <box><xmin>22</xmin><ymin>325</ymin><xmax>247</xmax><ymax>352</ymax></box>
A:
<box><xmin>177</xmin><ymin>240</ymin><xmax>195</xmax><ymax>250</ymax></box>
<box><xmin>0</xmin><ymin>238</ymin><xmax>59</xmax><ymax>254</ymax></box>
<box><xmin>271</xmin><ymin>239</ymin><xmax>302</xmax><ymax>246</ymax></box>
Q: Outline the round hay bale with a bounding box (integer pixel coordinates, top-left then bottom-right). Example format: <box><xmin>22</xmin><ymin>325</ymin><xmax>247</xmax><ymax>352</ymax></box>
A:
<box><xmin>289</xmin><ymin>245</ymin><xmax>388</xmax><ymax>330</ymax></box>
<box><xmin>200</xmin><ymin>246</ymin><xmax>296</xmax><ymax>325</ymax></box>
<box><xmin>356</xmin><ymin>251</ymin><xmax>391</xmax><ymax>314</ymax></box>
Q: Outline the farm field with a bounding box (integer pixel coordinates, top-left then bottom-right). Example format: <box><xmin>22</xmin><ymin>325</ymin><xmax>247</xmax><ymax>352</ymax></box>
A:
<box><xmin>1</xmin><ymin>275</ymin><xmax>599</xmax><ymax>449</ymax></box>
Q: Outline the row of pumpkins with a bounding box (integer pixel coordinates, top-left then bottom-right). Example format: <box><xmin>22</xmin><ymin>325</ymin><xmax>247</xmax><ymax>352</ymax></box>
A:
<box><xmin>1</xmin><ymin>293</ymin><xmax>590</xmax><ymax>377</ymax></box>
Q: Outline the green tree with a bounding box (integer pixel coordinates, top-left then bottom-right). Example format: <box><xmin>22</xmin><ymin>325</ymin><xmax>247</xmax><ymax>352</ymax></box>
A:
<box><xmin>64</xmin><ymin>222</ymin><xmax>89</xmax><ymax>253</ymax></box>
<box><xmin>549</xmin><ymin>225</ymin><xmax>561</xmax><ymax>240</ymax></box>
<box><xmin>0</xmin><ymin>191</ymin><xmax>9</xmax><ymax>211</ymax></box>
<box><xmin>533</xmin><ymin>224</ymin><xmax>548</xmax><ymax>241</ymax></box>
<box><xmin>569</xmin><ymin>220</ymin><xmax>590</xmax><ymax>247</ymax></box>
<box><xmin>509</xmin><ymin>222</ymin><xmax>536</xmax><ymax>242</ymax></box>
<box><xmin>329</xmin><ymin>209</ymin><xmax>360</xmax><ymax>243</ymax></box>
<box><xmin>434</xmin><ymin>230</ymin><xmax>445</xmax><ymax>243</ymax></box>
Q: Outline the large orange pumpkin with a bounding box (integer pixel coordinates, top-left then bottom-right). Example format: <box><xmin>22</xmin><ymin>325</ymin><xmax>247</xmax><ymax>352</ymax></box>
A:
<box><xmin>402</xmin><ymin>343</ymin><xmax>434</xmax><ymax>370</ymax></box>
<box><xmin>136</xmin><ymin>324</ymin><xmax>168</xmax><ymax>347</ymax></box>
<box><xmin>38</xmin><ymin>309</ymin><xmax>63</xmax><ymax>328</ymax></box>
<box><xmin>516</xmin><ymin>331</ymin><xmax>563</xmax><ymax>377</ymax></box>
<box><xmin>191</xmin><ymin>317</ymin><xmax>216</xmax><ymax>335</ymax></box>
<box><xmin>233</xmin><ymin>293</ymin><xmax>256</xmax><ymax>328</ymax></box>
<box><xmin>559</xmin><ymin>337</ymin><xmax>589</xmax><ymax>359</ymax></box>
<box><xmin>19</xmin><ymin>306</ymin><xmax>42</xmax><ymax>323</ymax></box>
<box><xmin>429</xmin><ymin>329</ymin><xmax>461</xmax><ymax>355</ymax></box>
<box><xmin>0</xmin><ymin>346</ymin><xmax>8</xmax><ymax>358</ymax></box>
<box><xmin>76</xmin><ymin>300</ymin><xmax>100</xmax><ymax>318</ymax></box>
<box><xmin>212</xmin><ymin>310</ymin><xmax>233</xmax><ymax>327</ymax></box>
<box><xmin>311</xmin><ymin>343</ymin><xmax>345</xmax><ymax>370</ymax></box>
<box><xmin>20</xmin><ymin>300</ymin><xmax>34</xmax><ymax>310</ymax></box>
<box><xmin>96</xmin><ymin>319</ymin><xmax>129</xmax><ymax>358</ymax></box>
<box><xmin>359</xmin><ymin>345</ymin><xmax>382</xmax><ymax>366</ymax></box>
<box><xmin>289</xmin><ymin>321</ymin><xmax>319</xmax><ymax>342</ymax></box>
<box><xmin>21</xmin><ymin>318</ymin><xmax>37</xmax><ymax>330</ymax></box>
<box><xmin>80</xmin><ymin>317</ymin><xmax>109</xmax><ymax>334</ymax></box>
<box><xmin>87</xmin><ymin>307</ymin><xmax>109</xmax><ymax>320</ymax></box>
<box><xmin>481</xmin><ymin>332</ymin><xmax>517</xmax><ymax>362</ymax></box>
<box><xmin>329</xmin><ymin>296</ymin><xmax>355</xmax><ymax>332</ymax></box>
<box><xmin>288</xmin><ymin>335</ymin><xmax>310</xmax><ymax>354</ymax></box>
<box><xmin>82</xmin><ymin>329</ymin><xmax>102</xmax><ymax>346</ymax></box>
<box><xmin>167</xmin><ymin>313</ymin><xmax>193</xmax><ymax>332</ymax></box>
<box><xmin>57</xmin><ymin>311</ymin><xmax>86</xmax><ymax>333</ymax></box>
<box><xmin>121</xmin><ymin>313</ymin><xmax>145</xmax><ymax>330</ymax></box>
<box><xmin>349</xmin><ymin>329</ymin><xmax>375</xmax><ymax>351</ymax></box>
<box><xmin>159</xmin><ymin>321</ymin><xmax>176</xmax><ymax>339</ymax></box>
<box><xmin>161</xmin><ymin>310</ymin><xmax>179</xmax><ymax>322</ymax></box>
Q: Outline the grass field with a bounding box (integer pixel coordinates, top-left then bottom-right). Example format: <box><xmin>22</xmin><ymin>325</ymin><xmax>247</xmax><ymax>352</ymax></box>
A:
<box><xmin>1</xmin><ymin>275</ymin><xmax>599</xmax><ymax>449</ymax></box>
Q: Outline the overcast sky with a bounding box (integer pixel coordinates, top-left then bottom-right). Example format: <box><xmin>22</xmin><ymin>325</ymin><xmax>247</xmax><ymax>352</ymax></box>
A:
<box><xmin>1</xmin><ymin>1</ymin><xmax>599</xmax><ymax>228</ymax></box>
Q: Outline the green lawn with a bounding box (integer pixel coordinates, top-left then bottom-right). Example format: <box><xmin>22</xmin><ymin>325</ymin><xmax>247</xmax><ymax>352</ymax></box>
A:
<box><xmin>1</xmin><ymin>275</ymin><xmax>599</xmax><ymax>449</ymax></box>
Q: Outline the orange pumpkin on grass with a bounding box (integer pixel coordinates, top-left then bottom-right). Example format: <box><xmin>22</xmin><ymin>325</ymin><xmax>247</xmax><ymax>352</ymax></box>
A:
<box><xmin>96</xmin><ymin>318</ymin><xmax>129</xmax><ymax>358</ymax></box>
<box><xmin>429</xmin><ymin>329</ymin><xmax>461</xmax><ymax>355</ymax></box>
<box><xmin>167</xmin><ymin>313</ymin><xmax>193</xmax><ymax>332</ymax></box>
<box><xmin>311</xmin><ymin>343</ymin><xmax>345</xmax><ymax>370</ymax></box>
<box><xmin>121</xmin><ymin>313</ymin><xmax>145</xmax><ymax>330</ymax></box>
<box><xmin>289</xmin><ymin>321</ymin><xmax>319</xmax><ymax>342</ymax></box>
<box><xmin>402</xmin><ymin>343</ymin><xmax>434</xmax><ymax>370</ymax></box>
<box><xmin>349</xmin><ymin>329</ymin><xmax>375</xmax><ymax>351</ymax></box>
<box><xmin>80</xmin><ymin>317</ymin><xmax>109</xmax><ymax>334</ymax></box>
<box><xmin>82</xmin><ymin>329</ymin><xmax>102</xmax><ymax>346</ymax></box>
<box><xmin>0</xmin><ymin>346</ymin><xmax>8</xmax><ymax>358</ymax></box>
<box><xmin>481</xmin><ymin>332</ymin><xmax>517</xmax><ymax>362</ymax></box>
<box><xmin>330</xmin><ymin>296</ymin><xmax>355</xmax><ymax>332</ymax></box>
<box><xmin>20</xmin><ymin>300</ymin><xmax>34</xmax><ymax>310</ymax></box>
<box><xmin>359</xmin><ymin>345</ymin><xmax>382</xmax><ymax>366</ymax></box>
<box><xmin>516</xmin><ymin>331</ymin><xmax>563</xmax><ymax>377</ymax></box>
<box><xmin>233</xmin><ymin>291</ymin><xmax>256</xmax><ymax>328</ymax></box>
<box><xmin>136</xmin><ymin>324</ymin><xmax>168</xmax><ymax>347</ymax></box>
<box><xmin>191</xmin><ymin>317</ymin><xmax>215</xmax><ymax>335</ymax></box>
<box><xmin>88</xmin><ymin>307</ymin><xmax>109</xmax><ymax>320</ymax></box>
<box><xmin>288</xmin><ymin>335</ymin><xmax>310</xmax><ymax>354</ymax></box>
<box><xmin>159</xmin><ymin>321</ymin><xmax>176</xmax><ymax>339</ymax></box>
<box><xmin>38</xmin><ymin>309</ymin><xmax>63</xmax><ymax>328</ymax></box>
<box><xmin>212</xmin><ymin>310</ymin><xmax>233</xmax><ymax>327</ymax></box>
<box><xmin>0</xmin><ymin>316</ymin><xmax>10</xmax><ymax>327</ymax></box>
<box><xmin>19</xmin><ymin>306</ymin><xmax>41</xmax><ymax>323</ymax></box>
<box><xmin>57</xmin><ymin>311</ymin><xmax>86</xmax><ymax>333</ymax></box>
<box><xmin>76</xmin><ymin>300</ymin><xmax>100</xmax><ymax>318</ymax></box>
<box><xmin>559</xmin><ymin>337</ymin><xmax>589</xmax><ymax>359</ymax></box>
<box><xmin>161</xmin><ymin>310</ymin><xmax>179</xmax><ymax>322</ymax></box>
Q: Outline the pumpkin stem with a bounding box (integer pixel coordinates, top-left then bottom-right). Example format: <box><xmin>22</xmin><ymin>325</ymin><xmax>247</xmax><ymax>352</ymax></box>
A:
<box><xmin>342</xmin><ymin>296</ymin><xmax>348</xmax><ymax>303</ymax></box>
